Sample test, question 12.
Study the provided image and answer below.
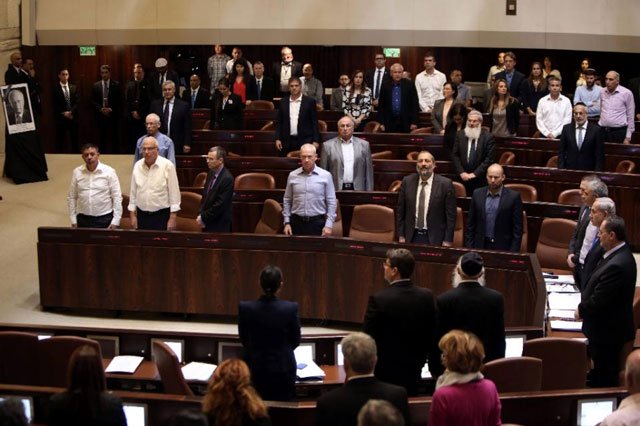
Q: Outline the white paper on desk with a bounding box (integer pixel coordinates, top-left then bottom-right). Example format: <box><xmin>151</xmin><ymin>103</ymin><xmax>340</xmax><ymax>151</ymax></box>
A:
<box><xmin>181</xmin><ymin>362</ymin><xmax>217</xmax><ymax>381</ymax></box>
<box><xmin>548</xmin><ymin>309</ymin><xmax>578</xmax><ymax>319</ymax></box>
<box><xmin>545</xmin><ymin>275</ymin><xmax>575</xmax><ymax>284</ymax></box>
<box><xmin>105</xmin><ymin>356</ymin><xmax>144</xmax><ymax>374</ymax></box>
<box><xmin>550</xmin><ymin>320</ymin><xmax>583</xmax><ymax>331</ymax></box>
<box><xmin>546</xmin><ymin>282</ymin><xmax>579</xmax><ymax>293</ymax></box>
<box><xmin>296</xmin><ymin>360</ymin><xmax>326</xmax><ymax>380</ymax></box>
<box><xmin>548</xmin><ymin>292</ymin><xmax>581</xmax><ymax>310</ymax></box>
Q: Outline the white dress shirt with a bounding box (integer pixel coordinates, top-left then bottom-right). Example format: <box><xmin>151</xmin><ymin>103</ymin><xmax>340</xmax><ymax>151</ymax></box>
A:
<box><xmin>289</xmin><ymin>96</ymin><xmax>302</xmax><ymax>136</ymax></box>
<box><xmin>415</xmin><ymin>69</ymin><xmax>446</xmax><ymax>112</ymax></box>
<box><xmin>128</xmin><ymin>156</ymin><xmax>181</xmax><ymax>213</ymax></box>
<box><xmin>535</xmin><ymin>94</ymin><xmax>573</xmax><ymax>137</ymax></box>
<box><xmin>340</xmin><ymin>138</ymin><xmax>355</xmax><ymax>184</ymax></box>
<box><xmin>67</xmin><ymin>161</ymin><xmax>123</xmax><ymax>226</ymax></box>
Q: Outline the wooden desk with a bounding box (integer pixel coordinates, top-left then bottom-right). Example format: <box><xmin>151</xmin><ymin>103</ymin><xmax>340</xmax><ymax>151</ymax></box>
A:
<box><xmin>38</xmin><ymin>228</ymin><xmax>546</xmax><ymax>328</ymax></box>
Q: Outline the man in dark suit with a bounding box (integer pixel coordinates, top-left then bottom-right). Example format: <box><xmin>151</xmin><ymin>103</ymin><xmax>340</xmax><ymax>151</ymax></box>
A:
<box><xmin>249</xmin><ymin>61</ymin><xmax>275</xmax><ymax>103</ymax></box>
<box><xmin>52</xmin><ymin>68</ymin><xmax>80</xmax><ymax>153</ymax></box>
<box><xmin>210</xmin><ymin>78</ymin><xmax>244</xmax><ymax>130</ymax></box>
<box><xmin>365</xmin><ymin>53</ymin><xmax>391</xmax><ymax>108</ymax></box>
<box><xmin>125</xmin><ymin>64</ymin><xmax>150</xmax><ymax>152</ymax></box>
<box><xmin>150</xmin><ymin>80</ymin><xmax>192</xmax><ymax>154</ymax></box>
<box><xmin>149</xmin><ymin>57</ymin><xmax>180</xmax><ymax>101</ymax></box>
<box><xmin>274</xmin><ymin>77</ymin><xmax>320</xmax><ymax>154</ymax></box>
<box><xmin>431</xmin><ymin>252</ymin><xmax>506</xmax><ymax>378</ymax></box>
<box><xmin>567</xmin><ymin>175</ymin><xmax>608</xmax><ymax>291</ymax></box>
<box><xmin>91</xmin><ymin>64</ymin><xmax>122</xmax><ymax>153</ymax></box>
<box><xmin>465</xmin><ymin>163</ymin><xmax>523</xmax><ymax>252</ymax></box>
<box><xmin>363</xmin><ymin>248</ymin><xmax>437</xmax><ymax>395</ymax></box>
<box><xmin>493</xmin><ymin>51</ymin><xmax>527</xmax><ymax>101</ymax></box>
<box><xmin>5</xmin><ymin>88</ymin><xmax>32</xmax><ymax>125</ymax></box>
<box><xmin>377</xmin><ymin>63</ymin><xmax>419</xmax><ymax>133</ymax></box>
<box><xmin>239</xmin><ymin>265</ymin><xmax>301</xmax><ymax>401</ymax></box>
<box><xmin>316</xmin><ymin>332</ymin><xmax>410</xmax><ymax>426</ymax></box>
<box><xmin>581</xmin><ymin>197</ymin><xmax>617</xmax><ymax>287</ymax></box>
<box><xmin>559</xmin><ymin>103</ymin><xmax>604</xmax><ymax>171</ymax></box>
<box><xmin>272</xmin><ymin>46</ymin><xmax>302</xmax><ymax>97</ymax></box>
<box><xmin>197</xmin><ymin>146</ymin><xmax>234</xmax><ymax>232</ymax></box>
<box><xmin>181</xmin><ymin>74</ymin><xmax>209</xmax><ymax>109</ymax></box>
<box><xmin>396</xmin><ymin>150</ymin><xmax>456</xmax><ymax>246</ymax></box>
<box><xmin>577</xmin><ymin>215</ymin><xmax>637</xmax><ymax>387</ymax></box>
<box><xmin>4</xmin><ymin>52</ymin><xmax>29</xmax><ymax>85</ymax></box>
<box><xmin>451</xmin><ymin>110</ymin><xmax>496</xmax><ymax>195</ymax></box>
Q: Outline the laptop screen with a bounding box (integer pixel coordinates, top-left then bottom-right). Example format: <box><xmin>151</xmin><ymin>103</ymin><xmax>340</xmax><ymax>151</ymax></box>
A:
<box><xmin>123</xmin><ymin>403</ymin><xmax>147</xmax><ymax>426</ymax></box>
<box><xmin>0</xmin><ymin>396</ymin><xmax>34</xmax><ymax>423</ymax></box>
<box><xmin>577</xmin><ymin>398</ymin><xmax>617</xmax><ymax>426</ymax></box>
<box><xmin>505</xmin><ymin>335</ymin><xmax>525</xmax><ymax>358</ymax></box>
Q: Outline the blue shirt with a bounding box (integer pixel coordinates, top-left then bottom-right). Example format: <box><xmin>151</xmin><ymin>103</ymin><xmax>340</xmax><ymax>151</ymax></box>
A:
<box><xmin>484</xmin><ymin>186</ymin><xmax>503</xmax><ymax>238</ymax></box>
<box><xmin>133</xmin><ymin>132</ymin><xmax>176</xmax><ymax>166</ymax></box>
<box><xmin>283</xmin><ymin>165</ymin><xmax>337</xmax><ymax>228</ymax></box>
<box><xmin>573</xmin><ymin>85</ymin><xmax>602</xmax><ymax>117</ymax></box>
<box><xmin>391</xmin><ymin>83</ymin><xmax>402</xmax><ymax>117</ymax></box>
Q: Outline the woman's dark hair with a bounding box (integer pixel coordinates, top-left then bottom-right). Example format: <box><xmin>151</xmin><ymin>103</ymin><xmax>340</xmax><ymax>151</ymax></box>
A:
<box><xmin>67</xmin><ymin>345</ymin><xmax>107</xmax><ymax>421</ymax></box>
<box><xmin>443</xmin><ymin>82</ymin><xmax>458</xmax><ymax>100</ymax></box>
<box><xmin>230</xmin><ymin>58</ymin><xmax>250</xmax><ymax>81</ymax></box>
<box><xmin>350</xmin><ymin>69</ymin><xmax>367</xmax><ymax>91</ymax></box>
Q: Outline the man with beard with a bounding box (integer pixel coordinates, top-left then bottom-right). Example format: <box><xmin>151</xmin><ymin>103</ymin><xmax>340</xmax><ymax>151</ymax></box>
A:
<box><xmin>573</xmin><ymin>68</ymin><xmax>601</xmax><ymax>117</ymax></box>
<box><xmin>431</xmin><ymin>252</ymin><xmax>506</xmax><ymax>378</ymax></box>
<box><xmin>451</xmin><ymin>110</ymin><xmax>496</xmax><ymax>196</ymax></box>
<box><xmin>396</xmin><ymin>150</ymin><xmax>456</xmax><ymax>246</ymax></box>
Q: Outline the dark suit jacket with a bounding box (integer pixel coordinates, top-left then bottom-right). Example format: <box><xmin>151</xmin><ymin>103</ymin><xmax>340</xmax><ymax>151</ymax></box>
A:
<box><xmin>181</xmin><ymin>87</ymin><xmax>210</xmax><ymax>109</ymax></box>
<box><xmin>4</xmin><ymin>65</ymin><xmax>29</xmax><ymax>85</ymax></box>
<box><xmin>579</xmin><ymin>244</ymin><xmax>637</xmax><ymax>345</ymax></box>
<box><xmin>248</xmin><ymin>76</ymin><xmax>275</xmax><ymax>102</ymax></box>
<box><xmin>363</xmin><ymin>279</ymin><xmax>437</xmax><ymax>394</ymax></box>
<box><xmin>377</xmin><ymin>79</ymin><xmax>419</xmax><ymax>132</ymax></box>
<box><xmin>148</xmin><ymin>69</ymin><xmax>180</xmax><ymax>100</ymax></box>
<box><xmin>431</xmin><ymin>281</ymin><xmax>506</xmax><ymax>377</ymax></box>
<box><xmin>465</xmin><ymin>186</ymin><xmax>523</xmax><ymax>252</ymax></box>
<box><xmin>125</xmin><ymin>79</ymin><xmax>150</xmax><ymax>118</ymax></box>
<box><xmin>396</xmin><ymin>173</ymin><xmax>457</xmax><ymax>244</ymax></box>
<box><xmin>52</xmin><ymin>83</ymin><xmax>79</xmax><ymax>120</ymax></box>
<box><xmin>494</xmin><ymin>69</ymin><xmax>527</xmax><ymax>100</ymax></box>
<box><xmin>316</xmin><ymin>376</ymin><xmax>410</xmax><ymax>426</ymax></box>
<box><xmin>451</xmin><ymin>130</ymin><xmax>496</xmax><ymax>177</ymax></box>
<box><xmin>271</xmin><ymin>61</ymin><xmax>302</xmax><ymax>95</ymax></box>
<box><xmin>150</xmin><ymin>97</ymin><xmax>192</xmax><ymax>154</ymax></box>
<box><xmin>558</xmin><ymin>122</ymin><xmax>604</xmax><ymax>171</ymax></box>
<box><xmin>365</xmin><ymin>67</ymin><xmax>391</xmax><ymax>97</ymax></box>
<box><xmin>210</xmin><ymin>92</ymin><xmax>244</xmax><ymax>130</ymax></box>
<box><xmin>6</xmin><ymin>108</ymin><xmax>32</xmax><ymax>125</ymax></box>
<box><xmin>91</xmin><ymin>79</ymin><xmax>122</xmax><ymax>117</ymax></box>
<box><xmin>199</xmin><ymin>166</ymin><xmax>234</xmax><ymax>232</ymax></box>
<box><xmin>275</xmin><ymin>95</ymin><xmax>320</xmax><ymax>152</ymax></box>
<box><xmin>47</xmin><ymin>391</ymin><xmax>126</xmax><ymax>426</ymax></box>
<box><xmin>238</xmin><ymin>296</ymin><xmax>301</xmax><ymax>400</ymax></box>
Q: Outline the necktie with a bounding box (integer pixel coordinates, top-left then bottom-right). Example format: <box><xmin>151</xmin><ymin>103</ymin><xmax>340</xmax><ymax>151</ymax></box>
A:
<box><xmin>468</xmin><ymin>139</ymin><xmax>477</xmax><ymax>166</ymax></box>
<box><xmin>102</xmin><ymin>81</ymin><xmax>109</xmax><ymax>107</ymax></box>
<box><xmin>135</xmin><ymin>81</ymin><xmax>140</xmax><ymax>103</ymax></box>
<box><xmin>191</xmin><ymin>90</ymin><xmax>196</xmax><ymax>109</ymax></box>
<box><xmin>577</xmin><ymin>126</ymin><xmax>585</xmax><ymax>150</ymax></box>
<box><xmin>163</xmin><ymin>101</ymin><xmax>171</xmax><ymax>134</ymax></box>
<box><xmin>375</xmin><ymin>70</ymin><xmax>382</xmax><ymax>99</ymax></box>
<box><xmin>16</xmin><ymin>114</ymin><xmax>22</xmax><ymax>124</ymax></box>
<box><xmin>416</xmin><ymin>181</ymin><xmax>428</xmax><ymax>229</ymax></box>
<box><xmin>591</xmin><ymin>235</ymin><xmax>600</xmax><ymax>250</ymax></box>
<box><xmin>257</xmin><ymin>80</ymin><xmax>262</xmax><ymax>100</ymax></box>
<box><xmin>63</xmin><ymin>85</ymin><xmax>71</xmax><ymax>110</ymax></box>
<box><xmin>206</xmin><ymin>173</ymin><xmax>217</xmax><ymax>194</ymax></box>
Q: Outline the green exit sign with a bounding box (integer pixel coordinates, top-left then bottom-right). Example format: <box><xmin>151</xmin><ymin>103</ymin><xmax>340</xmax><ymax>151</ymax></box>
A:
<box><xmin>383</xmin><ymin>47</ymin><xmax>401</xmax><ymax>58</ymax></box>
<box><xmin>79</xmin><ymin>46</ymin><xmax>96</xmax><ymax>56</ymax></box>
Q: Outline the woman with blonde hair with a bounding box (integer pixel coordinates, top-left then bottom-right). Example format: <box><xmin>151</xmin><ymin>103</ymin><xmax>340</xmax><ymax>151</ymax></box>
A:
<box><xmin>202</xmin><ymin>359</ymin><xmax>271</xmax><ymax>426</ymax></box>
<box><xmin>429</xmin><ymin>330</ymin><xmax>501</xmax><ymax>426</ymax></box>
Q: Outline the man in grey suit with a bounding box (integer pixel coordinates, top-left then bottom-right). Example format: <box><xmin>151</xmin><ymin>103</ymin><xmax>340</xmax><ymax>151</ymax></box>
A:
<box><xmin>396</xmin><ymin>150</ymin><xmax>457</xmax><ymax>245</ymax></box>
<box><xmin>320</xmin><ymin>116</ymin><xmax>374</xmax><ymax>191</ymax></box>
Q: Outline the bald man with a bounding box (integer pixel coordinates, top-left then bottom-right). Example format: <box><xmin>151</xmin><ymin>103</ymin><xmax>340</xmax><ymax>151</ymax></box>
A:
<box><xmin>598</xmin><ymin>71</ymin><xmax>635</xmax><ymax>144</ymax></box>
<box><xmin>600</xmin><ymin>350</ymin><xmax>640</xmax><ymax>425</ymax></box>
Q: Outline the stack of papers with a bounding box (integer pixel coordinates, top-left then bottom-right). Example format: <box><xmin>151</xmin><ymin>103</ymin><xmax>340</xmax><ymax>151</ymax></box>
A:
<box><xmin>105</xmin><ymin>356</ymin><xmax>144</xmax><ymax>374</ymax></box>
<box><xmin>550</xmin><ymin>320</ymin><xmax>583</xmax><ymax>331</ymax></box>
<box><xmin>181</xmin><ymin>362</ymin><xmax>217</xmax><ymax>381</ymax></box>
<box><xmin>295</xmin><ymin>347</ymin><xmax>325</xmax><ymax>380</ymax></box>
<box><xmin>548</xmin><ymin>292</ymin><xmax>581</xmax><ymax>311</ymax></box>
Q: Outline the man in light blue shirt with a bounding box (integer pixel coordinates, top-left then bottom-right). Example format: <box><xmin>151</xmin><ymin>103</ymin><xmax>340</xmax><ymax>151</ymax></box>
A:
<box><xmin>133</xmin><ymin>113</ymin><xmax>176</xmax><ymax>165</ymax></box>
<box><xmin>573</xmin><ymin>68</ymin><xmax>601</xmax><ymax>117</ymax></box>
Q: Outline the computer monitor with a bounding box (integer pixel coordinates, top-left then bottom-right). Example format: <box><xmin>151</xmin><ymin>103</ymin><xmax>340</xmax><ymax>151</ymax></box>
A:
<box><xmin>577</xmin><ymin>398</ymin><xmax>617</xmax><ymax>426</ymax></box>
<box><xmin>294</xmin><ymin>343</ymin><xmax>316</xmax><ymax>363</ymax></box>
<box><xmin>217</xmin><ymin>342</ymin><xmax>243</xmax><ymax>364</ymax></box>
<box><xmin>151</xmin><ymin>338</ymin><xmax>184</xmax><ymax>364</ymax></box>
<box><xmin>123</xmin><ymin>402</ymin><xmax>148</xmax><ymax>426</ymax></box>
<box><xmin>505</xmin><ymin>335</ymin><xmax>526</xmax><ymax>358</ymax></box>
<box><xmin>0</xmin><ymin>395</ymin><xmax>34</xmax><ymax>423</ymax></box>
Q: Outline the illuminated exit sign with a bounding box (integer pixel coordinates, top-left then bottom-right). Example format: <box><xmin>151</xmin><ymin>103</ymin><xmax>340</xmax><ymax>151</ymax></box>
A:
<box><xmin>79</xmin><ymin>46</ymin><xmax>96</xmax><ymax>56</ymax></box>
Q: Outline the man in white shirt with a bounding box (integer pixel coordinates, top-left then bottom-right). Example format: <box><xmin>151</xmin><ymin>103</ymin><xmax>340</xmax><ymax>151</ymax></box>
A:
<box><xmin>67</xmin><ymin>143</ymin><xmax>122</xmax><ymax>229</ymax></box>
<box><xmin>128</xmin><ymin>137</ymin><xmax>181</xmax><ymax>231</ymax></box>
<box><xmin>535</xmin><ymin>76</ymin><xmax>572</xmax><ymax>139</ymax></box>
<box><xmin>414</xmin><ymin>53</ymin><xmax>446</xmax><ymax>112</ymax></box>
<box><xmin>225</xmin><ymin>47</ymin><xmax>253</xmax><ymax>76</ymax></box>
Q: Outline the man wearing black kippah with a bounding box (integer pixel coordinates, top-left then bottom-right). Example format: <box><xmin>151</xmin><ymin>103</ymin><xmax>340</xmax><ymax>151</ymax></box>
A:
<box><xmin>431</xmin><ymin>252</ymin><xmax>506</xmax><ymax>378</ymax></box>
